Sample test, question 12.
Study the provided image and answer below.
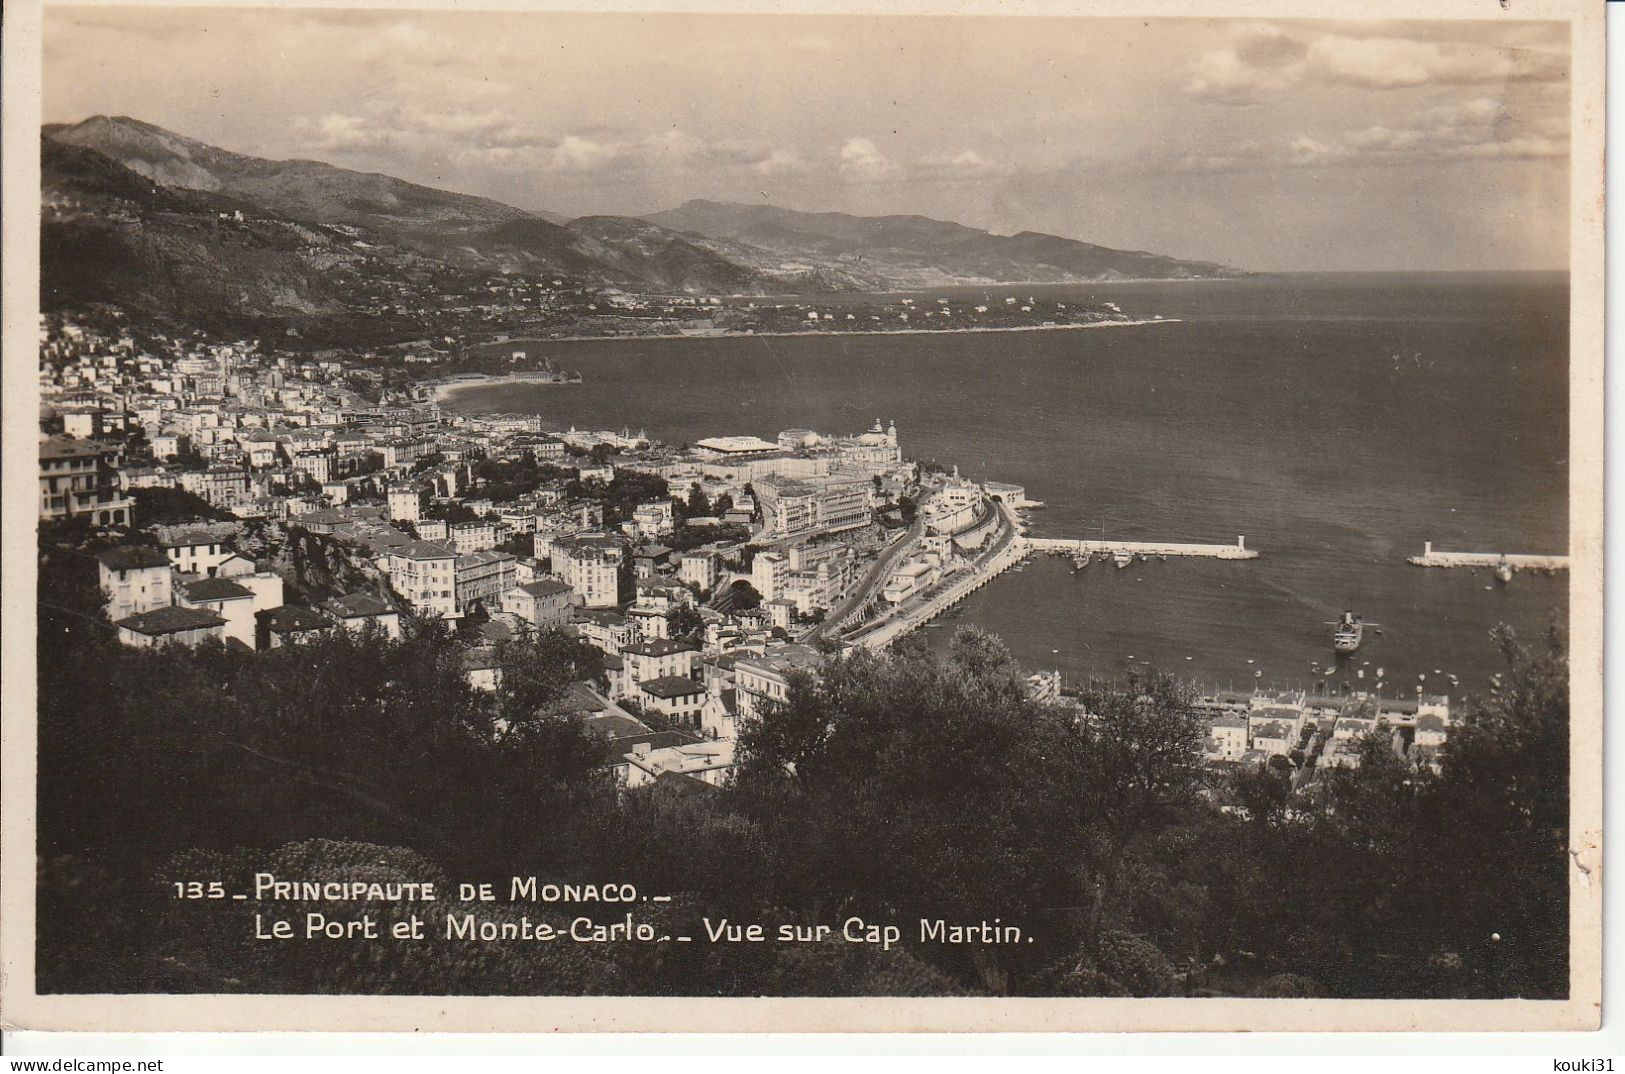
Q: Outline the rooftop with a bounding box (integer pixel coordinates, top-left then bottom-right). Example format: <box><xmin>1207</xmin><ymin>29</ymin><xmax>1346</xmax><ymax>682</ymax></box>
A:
<box><xmin>41</xmin><ymin>435</ymin><xmax>116</xmax><ymax>460</ymax></box>
<box><xmin>736</xmin><ymin>643</ymin><xmax>823</xmax><ymax>678</ymax></box>
<box><xmin>516</xmin><ymin>579</ymin><xmax>572</xmax><ymax>598</ymax></box>
<box><xmin>181</xmin><ymin>577</ymin><xmax>254</xmax><ymax>602</ymax></box>
<box><xmin>260</xmin><ymin>604</ymin><xmax>333</xmax><ymax>634</ymax></box>
<box><xmin>97</xmin><ymin>545</ymin><xmax>170</xmax><ymax>571</ymax></box>
<box><xmin>394</xmin><ymin>539</ymin><xmax>457</xmax><ymax>560</ymax></box>
<box><xmin>694</xmin><ymin>435</ymin><xmax>781</xmax><ymax>455</ymax></box>
<box><xmin>638</xmin><ymin>675</ymin><xmax>708</xmax><ymax>700</ymax></box>
<box><xmin>322</xmin><ymin>592</ymin><xmax>395</xmax><ymax>618</ymax></box>
<box><xmin>623</xmin><ymin>638</ymin><xmax>698</xmax><ymax>658</ymax></box>
<box><xmin>116</xmin><ymin>605</ymin><xmax>226</xmax><ymax>635</ymax></box>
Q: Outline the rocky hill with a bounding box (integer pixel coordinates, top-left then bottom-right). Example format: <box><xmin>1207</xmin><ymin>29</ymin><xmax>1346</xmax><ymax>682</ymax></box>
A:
<box><xmin>41</xmin><ymin>116</ymin><xmax>1241</xmax><ymax>335</ymax></box>
<box><xmin>645</xmin><ymin>199</ymin><xmax>1238</xmax><ymax>286</ymax></box>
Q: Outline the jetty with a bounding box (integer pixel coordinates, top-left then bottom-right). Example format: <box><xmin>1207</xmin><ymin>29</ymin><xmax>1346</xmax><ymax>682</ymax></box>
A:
<box><xmin>1026</xmin><ymin>535</ymin><xmax>1258</xmax><ymax>560</ymax></box>
<box><xmin>1407</xmin><ymin>541</ymin><xmax>1568</xmax><ymax>571</ymax></box>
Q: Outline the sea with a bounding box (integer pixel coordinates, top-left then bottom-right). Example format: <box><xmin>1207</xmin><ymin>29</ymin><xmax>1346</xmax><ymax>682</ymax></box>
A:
<box><xmin>444</xmin><ymin>273</ymin><xmax>1570</xmax><ymax>699</ymax></box>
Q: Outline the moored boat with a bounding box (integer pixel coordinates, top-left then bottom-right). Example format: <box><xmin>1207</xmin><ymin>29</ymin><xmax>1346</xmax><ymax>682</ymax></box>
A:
<box><xmin>1326</xmin><ymin>610</ymin><xmax>1378</xmax><ymax>654</ymax></box>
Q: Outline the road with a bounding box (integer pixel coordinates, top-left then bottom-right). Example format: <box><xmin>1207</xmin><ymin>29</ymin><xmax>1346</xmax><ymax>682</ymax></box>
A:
<box><xmin>806</xmin><ymin>517</ymin><xmax>925</xmax><ymax>643</ymax></box>
<box><xmin>841</xmin><ymin>502</ymin><xmax>1026</xmax><ymax>651</ymax></box>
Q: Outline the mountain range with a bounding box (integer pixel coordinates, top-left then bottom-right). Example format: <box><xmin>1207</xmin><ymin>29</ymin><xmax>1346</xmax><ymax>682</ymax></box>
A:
<box><xmin>41</xmin><ymin>116</ymin><xmax>1238</xmax><ymax>331</ymax></box>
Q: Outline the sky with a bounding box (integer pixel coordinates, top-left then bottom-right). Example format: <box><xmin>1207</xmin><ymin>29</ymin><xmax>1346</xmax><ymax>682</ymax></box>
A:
<box><xmin>43</xmin><ymin>8</ymin><xmax>1572</xmax><ymax>272</ymax></box>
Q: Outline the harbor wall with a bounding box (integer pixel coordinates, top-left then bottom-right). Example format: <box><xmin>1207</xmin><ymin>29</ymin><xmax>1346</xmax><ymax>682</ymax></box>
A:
<box><xmin>1027</xmin><ymin>536</ymin><xmax>1259</xmax><ymax>560</ymax></box>
<box><xmin>1407</xmin><ymin>541</ymin><xmax>1568</xmax><ymax>571</ymax></box>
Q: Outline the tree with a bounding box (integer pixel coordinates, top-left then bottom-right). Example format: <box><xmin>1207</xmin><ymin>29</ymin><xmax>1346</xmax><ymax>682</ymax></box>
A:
<box><xmin>668</xmin><ymin>605</ymin><xmax>705</xmax><ymax>643</ymax></box>
<box><xmin>685</xmin><ymin>483</ymin><xmax>711</xmax><ymax>519</ymax></box>
<box><xmin>1411</xmin><ymin>625</ymin><xmax>1570</xmax><ymax>997</ymax></box>
<box><xmin>1053</xmin><ymin>670</ymin><xmax>1210</xmax><ymax>954</ymax></box>
<box><xmin>733</xmin><ymin>629</ymin><xmax>1079</xmax><ymax>993</ymax></box>
<box><xmin>423</xmin><ymin>499</ymin><xmax>479</xmax><ymax>524</ymax></box>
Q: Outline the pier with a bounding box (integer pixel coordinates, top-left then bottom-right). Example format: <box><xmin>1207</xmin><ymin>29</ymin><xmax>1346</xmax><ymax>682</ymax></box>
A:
<box><xmin>1026</xmin><ymin>535</ymin><xmax>1259</xmax><ymax>560</ymax></box>
<box><xmin>1407</xmin><ymin>541</ymin><xmax>1568</xmax><ymax>571</ymax></box>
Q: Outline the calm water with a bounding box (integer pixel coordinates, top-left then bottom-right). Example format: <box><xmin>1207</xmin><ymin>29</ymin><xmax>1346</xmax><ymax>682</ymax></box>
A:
<box><xmin>449</xmin><ymin>273</ymin><xmax>1570</xmax><ymax>696</ymax></box>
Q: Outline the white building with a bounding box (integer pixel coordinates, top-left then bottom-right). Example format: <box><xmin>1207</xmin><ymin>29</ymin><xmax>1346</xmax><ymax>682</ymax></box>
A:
<box><xmin>160</xmin><ymin>529</ymin><xmax>234</xmax><ymax>578</ymax></box>
<box><xmin>501</xmin><ymin>578</ymin><xmax>574</xmax><ymax>629</ymax></box>
<box><xmin>733</xmin><ymin>644</ymin><xmax>822</xmax><ymax>719</ymax></box>
<box><xmin>96</xmin><ymin>545</ymin><xmax>173</xmax><ymax>622</ymax></box>
<box><xmin>552</xmin><ymin>536</ymin><xmax>623</xmax><ymax>608</ymax></box>
<box><xmin>751</xmin><ymin>550</ymin><xmax>790</xmax><ymax>601</ymax></box>
<box><xmin>388</xmin><ymin>540</ymin><xmax>458</xmax><ymax>618</ymax></box>
<box><xmin>388</xmin><ymin>485</ymin><xmax>423</xmax><ymax>523</ymax></box>
<box><xmin>177</xmin><ymin>576</ymin><xmax>258</xmax><ymax>648</ymax></box>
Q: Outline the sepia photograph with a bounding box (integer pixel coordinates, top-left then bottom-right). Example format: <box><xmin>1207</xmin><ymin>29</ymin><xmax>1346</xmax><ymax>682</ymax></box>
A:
<box><xmin>0</xmin><ymin>0</ymin><xmax>1604</xmax><ymax>1036</ymax></box>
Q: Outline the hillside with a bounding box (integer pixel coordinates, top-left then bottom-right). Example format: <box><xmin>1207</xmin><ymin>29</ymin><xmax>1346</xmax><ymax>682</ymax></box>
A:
<box><xmin>41</xmin><ymin>136</ymin><xmax>354</xmax><ymax>326</ymax></box>
<box><xmin>40</xmin><ymin>117</ymin><xmax>1240</xmax><ymax>336</ymax></box>
<box><xmin>645</xmin><ymin>199</ymin><xmax>1238</xmax><ymax>285</ymax></box>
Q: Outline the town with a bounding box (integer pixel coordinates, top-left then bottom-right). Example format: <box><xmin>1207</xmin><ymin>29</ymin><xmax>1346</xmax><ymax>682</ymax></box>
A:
<box><xmin>39</xmin><ymin>312</ymin><xmax>1453</xmax><ymax>796</ymax></box>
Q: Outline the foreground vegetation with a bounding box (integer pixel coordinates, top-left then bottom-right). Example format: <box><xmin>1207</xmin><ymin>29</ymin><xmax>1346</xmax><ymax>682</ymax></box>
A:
<box><xmin>37</xmin><ymin>573</ymin><xmax>1568</xmax><ymax>997</ymax></box>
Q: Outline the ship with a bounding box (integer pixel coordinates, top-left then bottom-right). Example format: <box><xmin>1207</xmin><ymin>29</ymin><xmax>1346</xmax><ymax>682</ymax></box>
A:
<box><xmin>1327</xmin><ymin>610</ymin><xmax>1378</xmax><ymax>654</ymax></box>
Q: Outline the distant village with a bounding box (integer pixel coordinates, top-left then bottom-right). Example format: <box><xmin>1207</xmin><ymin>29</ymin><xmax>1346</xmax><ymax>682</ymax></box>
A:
<box><xmin>38</xmin><ymin>312</ymin><xmax>1452</xmax><ymax>796</ymax></box>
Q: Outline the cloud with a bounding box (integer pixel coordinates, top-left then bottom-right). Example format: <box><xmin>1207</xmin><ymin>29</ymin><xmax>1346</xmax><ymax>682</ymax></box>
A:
<box><xmin>546</xmin><ymin>134</ymin><xmax>627</xmax><ymax>174</ymax></box>
<box><xmin>752</xmin><ymin>148</ymin><xmax>808</xmax><ymax>177</ymax></box>
<box><xmin>1186</xmin><ymin>26</ymin><xmax>1569</xmax><ymax>100</ymax></box>
<box><xmin>1304</xmin><ymin>35</ymin><xmax>1569</xmax><ymax>90</ymax></box>
<box><xmin>291</xmin><ymin>104</ymin><xmax>812</xmax><ymax>183</ymax></box>
<box><xmin>838</xmin><ymin>137</ymin><xmax>901</xmax><ymax>180</ymax></box>
<box><xmin>295</xmin><ymin>112</ymin><xmax>391</xmax><ymax>151</ymax></box>
<box><xmin>293</xmin><ymin>104</ymin><xmax>543</xmax><ymax>156</ymax></box>
<box><xmin>914</xmin><ymin>148</ymin><xmax>1010</xmax><ymax>181</ymax></box>
<box><xmin>1184</xmin><ymin>48</ymin><xmax>1295</xmax><ymax>98</ymax></box>
<box><xmin>1233</xmin><ymin>24</ymin><xmax>1308</xmax><ymax>68</ymax></box>
<box><xmin>1167</xmin><ymin>93</ymin><xmax>1566</xmax><ymax>174</ymax></box>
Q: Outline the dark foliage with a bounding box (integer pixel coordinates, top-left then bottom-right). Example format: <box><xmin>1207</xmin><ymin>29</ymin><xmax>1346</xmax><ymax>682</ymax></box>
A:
<box><xmin>36</xmin><ymin>546</ymin><xmax>1570</xmax><ymax>1001</ymax></box>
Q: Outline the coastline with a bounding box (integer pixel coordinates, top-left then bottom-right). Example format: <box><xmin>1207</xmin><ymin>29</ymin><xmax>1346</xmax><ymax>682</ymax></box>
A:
<box><xmin>523</xmin><ymin>317</ymin><xmax>1178</xmax><ymax>345</ymax></box>
<box><xmin>435</xmin><ymin>318</ymin><xmax>1180</xmax><ymax>407</ymax></box>
<box><xmin>429</xmin><ymin>378</ymin><xmax>580</xmax><ymax>405</ymax></box>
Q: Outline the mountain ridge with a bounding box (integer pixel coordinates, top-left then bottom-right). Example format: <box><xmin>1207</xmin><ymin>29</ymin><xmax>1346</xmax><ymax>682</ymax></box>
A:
<box><xmin>40</xmin><ymin>116</ymin><xmax>1240</xmax><ymax>333</ymax></box>
<box><xmin>644</xmin><ymin>198</ymin><xmax>1238</xmax><ymax>285</ymax></box>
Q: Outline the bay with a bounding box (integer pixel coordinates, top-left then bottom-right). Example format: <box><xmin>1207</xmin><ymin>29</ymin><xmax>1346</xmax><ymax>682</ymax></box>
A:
<box><xmin>444</xmin><ymin>272</ymin><xmax>1570</xmax><ymax>697</ymax></box>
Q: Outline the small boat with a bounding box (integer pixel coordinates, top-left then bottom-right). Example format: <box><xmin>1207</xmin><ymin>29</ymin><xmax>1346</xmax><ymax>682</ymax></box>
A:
<box><xmin>1072</xmin><ymin>554</ymin><xmax>1091</xmax><ymax>570</ymax></box>
<box><xmin>1113</xmin><ymin>551</ymin><xmax>1133</xmax><ymax>569</ymax></box>
<box><xmin>1496</xmin><ymin>560</ymin><xmax>1514</xmax><ymax>584</ymax></box>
